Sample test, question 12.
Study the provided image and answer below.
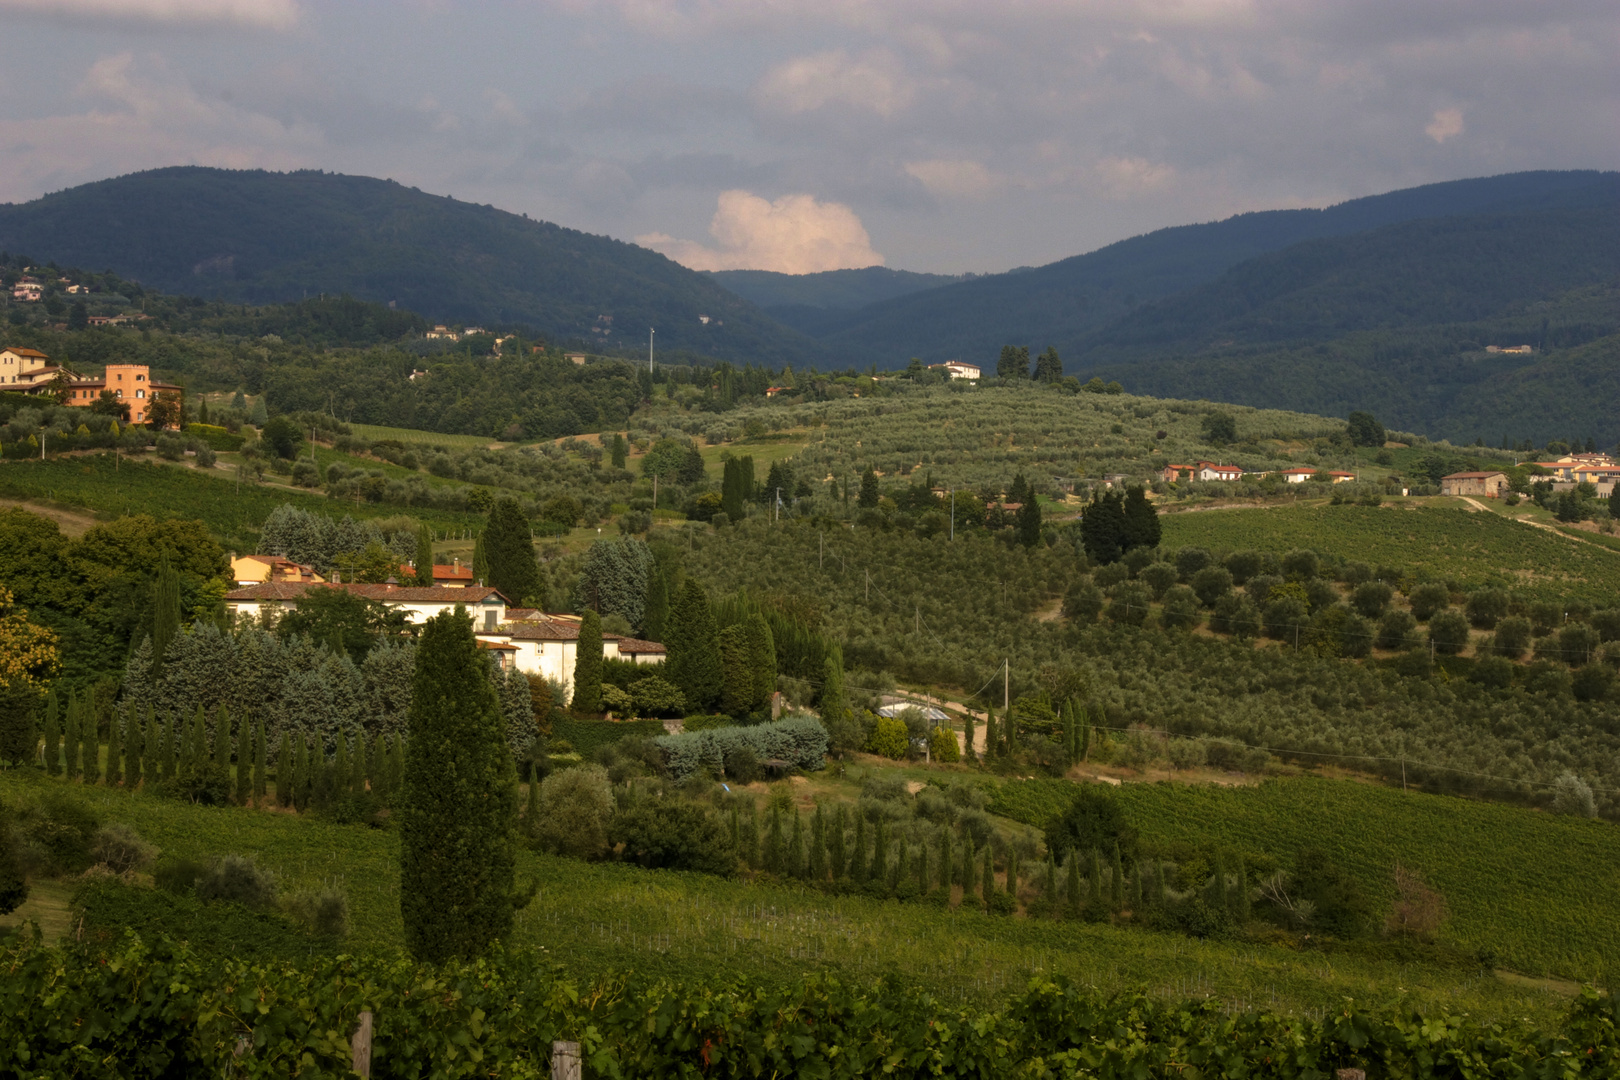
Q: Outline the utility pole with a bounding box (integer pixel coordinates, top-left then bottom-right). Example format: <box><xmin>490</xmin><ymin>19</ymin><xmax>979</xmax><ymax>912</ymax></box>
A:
<box><xmin>1004</xmin><ymin>658</ymin><xmax>1009</xmax><ymax>714</ymax></box>
<box><xmin>649</xmin><ymin>328</ymin><xmax>655</xmax><ymax>373</ymax></box>
<box><xmin>819</xmin><ymin>531</ymin><xmax>824</xmax><ymax>569</ymax></box>
<box><xmin>950</xmin><ymin>488</ymin><xmax>954</xmax><ymax>540</ymax></box>
<box><xmin>775</xmin><ymin>486</ymin><xmax>781</xmax><ymax>522</ymax></box>
<box><xmin>865</xmin><ymin>568</ymin><xmax>870</xmax><ymax>603</ymax></box>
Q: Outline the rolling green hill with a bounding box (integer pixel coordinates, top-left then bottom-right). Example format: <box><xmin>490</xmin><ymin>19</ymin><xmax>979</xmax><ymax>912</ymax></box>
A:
<box><xmin>707</xmin><ymin>266</ymin><xmax>967</xmax><ymax>337</ymax></box>
<box><xmin>0</xmin><ymin>167</ymin><xmax>824</xmax><ymax>367</ymax></box>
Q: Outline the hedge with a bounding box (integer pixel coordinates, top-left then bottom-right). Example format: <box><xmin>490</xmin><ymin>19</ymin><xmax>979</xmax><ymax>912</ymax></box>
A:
<box><xmin>2</xmin><ymin>932</ymin><xmax>1617</xmax><ymax>1078</ymax></box>
<box><xmin>549</xmin><ymin>718</ymin><xmax>667</xmax><ymax>759</ymax></box>
<box><xmin>655</xmin><ymin>714</ymin><xmax>827</xmax><ymax>781</ymax></box>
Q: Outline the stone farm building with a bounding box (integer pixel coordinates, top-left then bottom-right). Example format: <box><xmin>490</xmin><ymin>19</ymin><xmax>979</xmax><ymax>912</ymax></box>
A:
<box><xmin>1440</xmin><ymin>471</ymin><xmax>1510</xmax><ymax>497</ymax></box>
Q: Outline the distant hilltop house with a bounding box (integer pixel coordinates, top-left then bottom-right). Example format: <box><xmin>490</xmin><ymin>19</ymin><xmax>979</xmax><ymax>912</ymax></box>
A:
<box><xmin>1485</xmin><ymin>345</ymin><xmax>1533</xmax><ymax>354</ymax></box>
<box><xmin>764</xmin><ymin>386</ymin><xmax>789</xmax><ymax>397</ymax></box>
<box><xmin>928</xmin><ymin>361</ymin><xmax>981</xmax><ymax>381</ymax></box>
<box><xmin>425</xmin><ymin>325</ymin><xmax>459</xmax><ymax>340</ymax></box>
<box><xmin>564</xmin><ymin>352</ymin><xmax>587</xmax><ymax>366</ymax></box>
<box><xmin>1531</xmin><ymin>454</ymin><xmax>1620</xmax><ymax>484</ymax></box>
<box><xmin>4</xmin><ymin>348</ymin><xmax>182</xmax><ymax>426</ymax></box>
<box><xmin>1278</xmin><ymin>467</ymin><xmax>1357</xmax><ymax>484</ymax></box>
<box><xmin>231</xmin><ymin>554</ymin><xmax>325</xmax><ymax>587</ymax></box>
<box><xmin>11</xmin><ymin>278</ymin><xmax>42</xmax><ymax>302</ymax></box>
<box><xmin>1440</xmin><ymin>471</ymin><xmax>1510</xmax><ymax>498</ymax></box>
<box><xmin>1162</xmin><ymin>461</ymin><xmax>1245</xmax><ymax>483</ymax></box>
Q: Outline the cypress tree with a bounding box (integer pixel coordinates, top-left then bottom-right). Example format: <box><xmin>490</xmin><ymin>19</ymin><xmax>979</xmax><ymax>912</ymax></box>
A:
<box><xmin>390</xmin><ymin>733</ymin><xmax>406</xmax><ymax>795</ymax></box>
<box><xmin>214</xmin><ymin>706</ymin><xmax>233</xmax><ymax>778</ymax></box>
<box><xmin>872</xmin><ymin>820</ymin><xmax>889</xmax><ymax>893</ymax></box>
<box><xmin>819</xmin><ymin>648</ymin><xmax>847</xmax><ymax>730</ymax></box>
<box><xmin>369</xmin><ymin>733</ymin><xmax>387</xmax><ymax>798</ymax></box>
<box><xmin>1045</xmin><ymin>856</ymin><xmax>1057</xmax><ymax>907</ymax></box>
<box><xmin>157</xmin><ymin>712</ymin><xmax>174</xmax><ymax>781</ymax></box>
<box><xmin>809</xmin><ymin>806</ymin><xmax>826</xmax><ymax>882</ymax></box>
<box><xmin>641</xmin><ymin>568</ymin><xmax>669</xmax><ymax>642</ymax></box>
<box><xmin>962</xmin><ymin>708</ymin><xmax>976</xmax><ymax>762</ymax></box>
<box><xmin>81</xmin><ymin>697</ymin><xmax>101</xmax><ymax>783</ymax></box>
<box><xmin>980</xmin><ymin>846</ymin><xmax>994</xmax><ymax>906</ymax></box>
<box><xmin>525</xmin><ymin>773</ymin><xmax>541</xmax><ymax>834</ymax></box>
<box><xmin>151</xmin><ymin>553</ymin><xmax>181</xmax><ymax>676</ymax></box>
<box><xmin>741</xmin><ymin>804</ymin><xmax>760</xmax><ymax>869</ymax></box>
<box><xmin>892</xmin><ymin>839</ymin><xmax>908</xmax><ymax>895</ymax></box>
<box><xmin>571</xmin><ymin>609</ymin><xmax>603</xmax><ymax>713</ymax></box>
<box><xmin>917</xmin><ymin>843</ymin><xmax>930</xmax><ymax>895</ymax></box>
<box><xmin>1067</xmin><ymin>854</ymin><xmax>1083</xmax><ymax>918</ymax></box>
<box><xmin>745</xmin><ymin>613</ymin><xmax>776</xmax><ymax>712</ymax></box>
<box><xmin>253</xmin><ymin>718</ymin><xmax>268</xmax><ymax>803</ymax></box>
<box><xmin>1088</xmin><ymin>849</ymin><xmax>1103</xmax><ymax>910</ymax></box>
<box><xmin>1132</xmin><ymin>857</ymin><xmax>1145</xmax><ymax>911</ymax></box>
<box><xmin>483</xmin><ymin>497</ymin><xmax>543</xmax><ymax>605</ymax></box>
<box><xmin>717</xmin><ymin>624</ymin><xmax>753</xmax><ymax>717</ymax></box>
<box><xmin>851</xmin><ymin>814</ymin><xmax>868</xmax><ymax>885</ymax></box>
<box><xmin>127</xmin><ymin>704</ymin><xmax>144</xmax><ymax>789</ymax></box>
<box><xmin>64</xmin><ymin>696</ymin><xmax>80</xmax><ymax>781</ymax></box>
<box><xmin>939</xmin><ymin>830</ymin><xmax>953</xmax><ymax>895</ymax></box>
<box><xmin>414</xmin><ymin>522</ymin><xmax>437</xmax><ymax>587</ymax></box>
<box><xmin>1234</xmin><ymin>858</ymin><xmax>1251</xmax><ymax>922</ymax></box>
<box><xmin>334</xmin><ymin>735</ymin><xmax>351</xmax><ymax>798</ymax></box>
<box><xmin>399</xmin><ymin>606</ymin><xmax>522</xmax><ymax>964</ymax></box>
<box><xmin>1007</xmin><ymin>848</ymin><xmax>1019</xmax><ymax>900</ymax></box>
<box><xmin>106</xmin><ymin>702</ymin><xmax>123</xmax><ymax>786</ymax></box>
<box><xmin>185</xmin><ymin>706</ymin><xmax>204</xmax><ymax>774</ymax></box>
<box><xmin>1210</xmin><ymin>851</ymin><xmax>1228</xmax><ymax>911</ymax></box>
<box><xmin>789</xmin><ymin>812</ymin><xmax>806</xmax><ymax>879</ymax></box>
<box><xmin>763</xmin><ymin>804</ymin><xmax>784</xmax><ymax>873</ymax></box>
<box><xmin>666</xmin><ymin>580</ymin><xmax>722</xmax><ymax>711</ymax></box>
<box><xmin>276</xmin><ymin>730</ymin><xmax>292</xmax><ymax>807</ymax></box>
<box><xmin>1157</xmin><ymin>859</ymin><xmax>1169</xmax><ymax>908</ymax></box>
<box><xmin>960</xmin><ymin>834</ymin><xmax>975</xmax><ymax>891</ymax></box>
<box><xmin>352</xmin><ymin>732</ymin><xmax>368</xmax><ymax>794</ymax></box>
<box><xmin>1111</xmin><ymin>842</ymin><xmax>1125</xmax><ymax>908</ymax></box>
<box><xmin>235</xmin><ymin>712</ymin><xmax>252</xmax><ymax>802</ymax></box>
<box><xmin>293</xmin><ymin>734</ymin><xmax>310</xmax><ymax>810</ymax></box>
<box><xmin>983</xmin><ymin>706</ymin><xmax>997</xmax><ymax>762</ymax></box>
<box><xmin>471</xmin><ymin>532</ymin><xmax>489</xmax><ymax>586</ymax></box>
<box><xmin>830</xmin><ymin>805</ymin><xmax>847</xmax><ymax>879</ymax></box>
<box><xmin>42</xmin><ymin>692</ymin><xmax>60</xmax><ymax>777</ymax></box>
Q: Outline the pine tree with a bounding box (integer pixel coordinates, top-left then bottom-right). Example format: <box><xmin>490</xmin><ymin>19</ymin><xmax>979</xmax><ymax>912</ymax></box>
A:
<box><xmin>1111</xmin><ymin>841</ymin><xmax>1125</xmax><ymax>908</ymax></box>
<box><xmin>399</xmin><ymin>607</ymin><xmax>522</xmax><ymax>964</ymax></box>
<box><xmin>42</xmin><ymin>691</ymin><xmax>60</xmax><ymax>777</ymax></box>
<box><xmin>666</xmin><ymin>580</ymin><xmax>722</xmax><ymax>711</ymax></box>
<box><xmin>106</xmin><ymin>702</ymin><xmax>123</xmax><ymax>786</ymax></box>
<box><xmin>64</xmin><ymin>695</ymin><xmax>80</xmax><ymax>781</ymax></box>
<box><xmin>483</xmin><ymin>497</ymin><xmax>543</xmax><ymax>605</ymax></box>
<box><xmin>253</xmin><ymin>718</ymin><xmax>268</xmax><ymax>804</ymax></box>
<box><xmin>1067</xmin><ymin>854</ymin><xmax>1083</xmax><ymax>919</ymax></box>
<box><xmin>851</xmin><ymin>814</ymin><xmax>868</xmax><ymax>885</ymax></box>
<box><xmin>571</xmin><ymin>609</ymin><xmax>603</xmax><ymax>713</ymax></box>
<box><xmin>641</xmin><ymin>568</ymin><xmax>669</xmax><ymax>642</ymax></box>
<box><xmin>235</xmin><ymin>711</ymin><xmax>252</xmax><ymax>803</ymax></box>
<box><xmin>414</xmin><ymin>523</ymin><xmax>437</xmax><ymax>587</ymax></box>
<box><xmin>276</xmin><ymin>730</ymin><xmax>292</xmax><ymax>807</ymax></box>
<box><xmin>830</xmin><ymin>805</ymin><xmax>847</xmax><ymax>879</ymax></box>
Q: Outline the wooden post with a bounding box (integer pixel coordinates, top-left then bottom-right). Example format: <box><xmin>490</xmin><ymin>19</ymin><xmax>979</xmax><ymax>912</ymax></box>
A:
<box><xmin>352</xmin><ymin>1010</ymin><xmax>373</xmax><ymax>1078</ymax></box>
<box><xmin>1334</xmin><ymin>1070</ymin><xmax>1366</xmax><ymax>1080</ymax></box>
<box><xmin>551</xmin><ymin>1040</ymin><xmax>582</xmax><ymax>1080</ymax></box>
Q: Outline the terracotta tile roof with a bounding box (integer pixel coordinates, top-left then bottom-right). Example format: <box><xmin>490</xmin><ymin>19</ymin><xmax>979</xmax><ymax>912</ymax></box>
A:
<box><xmin>225</xmin><ymin>582</ymin><xmax>509</xmax><ymax>603</ymax></box>
<box><xmin>1443</xmin><ymin>471</ymin><xmax>1507</xmax><ymax>479</ymax></box>
<box><xmin>504</xmin><ymin>608</ymin><xmax>545</xmax><ymax>622</ymax></box>
<box><xmin>494</xmin><ymin>620</ymin><xmax>584</xmax><ymax>641</ymax></box>
<box><xmin>614</xmin><ymin>637</ymin><xmax>667</xmax><ymax>654</ymax></box>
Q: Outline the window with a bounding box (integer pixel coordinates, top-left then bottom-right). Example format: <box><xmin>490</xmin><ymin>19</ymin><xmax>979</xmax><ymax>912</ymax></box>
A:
<box><xmin>136</xmin><ymin>389</ymin><xmax>145</xmax><ymax>399</ymax></box>
<box><xmin>136</xmin><ymin>373</ymin><xmax>145</xmax><ymax>381</ymax></box>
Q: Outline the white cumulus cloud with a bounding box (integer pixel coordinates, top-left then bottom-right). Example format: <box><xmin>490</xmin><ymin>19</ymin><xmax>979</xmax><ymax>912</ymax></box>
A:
<box><xmin>0</xmin><ymin>0</ymin><xmax>299</xmax><ymax>28</ymax></box>
<box><xmin>1425</xmin><ymin>107</ymin><xmax>1465</xmax><ymax>143</ymax></box>
<box><xmin>637</xmin><ymin>189</ymin><xmax>884</xmax><ymax>273</ymax></box>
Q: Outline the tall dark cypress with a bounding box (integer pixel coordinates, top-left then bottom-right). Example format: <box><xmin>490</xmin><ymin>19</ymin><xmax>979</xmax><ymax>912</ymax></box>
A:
<box><xmin>482</xmin><ymin>497</ymin><xmax>544</xmax><ymax>606</ymax></box>
<box><xmin>235</xmin><ymin>712</ymin><xmax>252</xmax><ymax>803</ymax></box>
<box><xmin>830</xmin><ymin>805</ymin><xmax>847</xmax><ymax>880</ymax></box>
<box><xmin>571</xmin><ymin>609</ymin><xmax>603</xmax><ymax>713</ymax></box>
<box><xmin>253</xmin><ymin>717</ymin><xmax>268</xmax><ymax>803</ymax></box>
<box><xmin>127</xmin><ymin>704</ymin><xmax>144</xmax><ymax>789</ymax></box>
<box><xmin>872</xmin><ymin>820</ymin><xmax>889</xmax><ymax>892</ymax></box>
<box><xmin>293</xmin><ymin>734</ymin><xmax>310</xmax><ymax>811</ymax></box>
<box><xmin>63</xmin><ymin>695</ymin><xmax>80</xmax><ymax>782</ymax></box>
<box><xmin>721</xmin><ymin>457</ymin><xmax>745</xmax><ymax>521</ymax></box>
<box><xmin>1068</xmin><ymin>855</ymin><xmax>1083</xmax><ymax>918</ymax></box>
<box><xmin>414</xmin><ymin>522</ymin><xmax>437</xmax><ymax>587</ymax></box>
<box><xmin>939</xmin><ymin>831</ymin><xmax>953</xmax><ymax>895</ymax></box>
<box><xmin>980</xmin><ymin>846</ymin><xmax>994</xmax><ymax>906</ymax></box>
<box><xmin>399</xmin><ymin>605</ymin><xmax>521</xmax><ymax>964</ymax></box>
<box><xmin>158</xmin><ymin>712</ymin><xmax>175</xmax><ymax>781</ymax></box>
<box><xmin>106</xmin><ymin>703</ymin><xmax>122</xmax><ymax>786</ymax></box>
<box><xmin>1111</xmin><ymin>842</ymin><xmax>1125</xmax><ymax>908</ymax></box>
<box><xmin>789</xmin><ymin>813</ymin><xmax>806</xmax><ymax>879</ymax></box>
<box><xmin>1121</xmin><ymin>485</ymin><xmax>1161</xmax><ymax>553</ymax></box>
<box><xmin>80</xmin><ymin>695</ymin><xmax>101</xmax><ymax>783</ymax></box>
<box><xmin>641</xmin><ymin>568</ymin><xmax>669</xmax><ymax>642</ymax></box>
<box><xmin>214</xmin><ymin>706</ymin><xmax>233</xmax><ymax>778</ymax></box>
<box><xmin>666</xmin><ymin>579</ymin><xmax>722</xmax><ymax>712</ymax></box>
<box><xmin>809</xmin><ymin>806</ymin><xmax>827</xmax><ymax>882</ymax></box>
<box><xmin>276</xmin><ymin>730</ymin><xmax>292</xmax><ymax>807</ymax></box>
<box><xmin>352</xmin><ymin>732</ymin><xmax>368</xmax><ymax>794</ymax></box>
<box><xmin>42</xmin><ymin>691</ymin><xmax>60</xmax><ymax>777</ymax></box>
<box><xmin>850</xmin><ymin>814</ymin><xmax>868</xmax><ymax>885</ymax></box>
<box><xmin>745</xmin><ymin>613</ymin><xmax>776</xmax><ymax>712</ymax></box>
<box><xmin>717</xmin><ymin>624</ymin><xmax>753</xmax><ymax>717</ymax></box>
<box><xmin>150</xmin><ymin>552</ymin><xmax>182</xmax><ymax>676</ymax></box>
<box><xmin>368</xmin><ymin>733</ymin><xmax>387</xmax><ymax>800</ymax></box>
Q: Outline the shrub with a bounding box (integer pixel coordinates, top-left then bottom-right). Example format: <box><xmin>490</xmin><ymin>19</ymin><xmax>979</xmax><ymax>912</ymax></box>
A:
<box><xmin>1339</xmin><ymin>561</ymin><xmax>1373</xmax><ymax>586</ymax></box>
<box><xmin>1222</xmin><ymin>550</ymin><xmax>1261</xmax><ymax>585</ymax></box>
<box><xmin>194</xmin><ymin>855</ymin><xmax>277</xmax><ymax>910</ymax></box>
<box><xmin>1491</xmin><ymin>616</ymin><xmax>1534</xmax><ymax>658</ymax></box>
<box><xmin>928</xmin><ymin>726</ymin><xmax>960</xmax><ymax>763</ymax></box>
<box><xmin>1167</xmin><ymin>738</ymin><xmax>1206</xmax><ymax>770</ymax></box>
<box><xmin>630</xmin><ymin>676</ymin><xmax>685</xmax><ymax>718</ymax></box>
<box><xmin>1351</xmin><ymin>581</ymin><xmax>1393</xmax><ymax>619</ymax></box>
<box><xmin>867</xmin><ymin>716</ymin><xmax>908</xmax><ymax>759</ymax></box>
<box><xmin>1428</xmin><ymin>611</ymin><xmax>1471</xmax><ymax>656</ymax></box>
<box><xmin>656</xmin><ymin>716</ymin><xmax>829</xmax><ymax>781</ymax></box>
<box><xmin>1469</xmin><ymin>655</ymin><xmax>1515</xmax><ymax>689</ymax></box>
<box><xmin>1159</xmin><ymin>586</ymin><xmax>1200</xmax><ymax>632</ymax></box>
<box><xmin>17</xmin><ymin>792</ymin><xmax>100</xmax><ymax>877</ymax></box>
<box><xmin>1245</xmin><ymin>574</ymin><xmax>1281</xmax><ymax>605</ymax></box>
<box><xmin>286</xmin><ymin>887</ymin><xmax>351</xmax><ymax>939</ymax></box>
<box><xmin>1375</xmin><ymin>610</ymin><xmax>1418</xmax><ymax>651</ymax></box>
<box><xmin>1557</xmin><ymin>622</ymin><xmax>1602</xmax><ymax>667</ymax></box>
<box><xmin>1550</xmin><ymin>773</ymin><xmax>1597</xmax><ymax>818</ymax></box>
<box><xmin>532</xmin><ymin>764</ymin><xmax>613</xmax><ymax>859</ymax></box>
<box><xmin>1174</xmin><ymin>547</ymin><xmax>1212</xmax><ymax>580</ymax></box>
<box><xmin>1571</xmin><ymin>665</ymin><xmax>1613</xmax><ymax>703</ymax></box>
<box><xmin>1106</xmin><ymin>581</ymin><xmax>1152</xmax><ymax>627</ymax></box>
<box><xmin>90</xmin><ymin>824</ymin><xmax>158</xmax><ymax>875</ymax></box>
<box><xmin>153</xmin><ymin>856</ymin><xmax>208</xmax><ymax>896</ymax></box>
<box><xmin>1062</xmin><ymin>582</ymin><xmax>1104</xmax><ymax>623</ymax></box>
<box><xmin>1408</xmin><ymin>583</ymin><xmax>1450</xmax><ymax>622</ymax></box>
<box><xmin>1465</xmin><ymin>588</ymin><xmax>1510</xmax><ymax>629</ymax></box>
<box><xmin>1280</xmin><ymin>549</ymin><xmax>1319</xmax><ymax>580</ymax></box>
<box><xmin>724</xmin><ymin>744</ymin><xmax>760</xmax><ymax>783</ymax></box>
<box><xmin>1204</xmin><ymin>739</ymin><xmax>1270</xmax><ymax>774</ymax></box>
<box><xmin>1043</xmin><ymin>785</ymin><xmax>1137</xmax><ymax>865</ymax></box>
<box><xmin>611</xmin><ymin>800</ymin><xmax>735</xmax><ymax>875</ymax></box>
<box><xmin>1138</xmin><ymin>562</ymin><xmax>1179</xmax><ymax>599</ymax></box>
<box><xmin>1190</xmin><ymin>566</ymin><xmax>1233</xmax><ymax>607</ymax></box>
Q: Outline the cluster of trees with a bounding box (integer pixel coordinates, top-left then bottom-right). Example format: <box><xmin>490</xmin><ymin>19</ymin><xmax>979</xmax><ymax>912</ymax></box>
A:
<box><xmin>1076</xmin><ymin>486</ymin><xmax>1160</xmax><ymax>564</ymax></box>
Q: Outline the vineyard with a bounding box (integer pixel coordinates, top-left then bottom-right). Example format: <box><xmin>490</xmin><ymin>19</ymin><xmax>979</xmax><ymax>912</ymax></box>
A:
<box><xmin>0</xmin><ymin>766</ymin><xmax>1604</xmax><ymax>1024</ymax></box>
<box><xmin>6</xmin><ymin>931</ymin><xmax>1617</xmax><ymax>1079</ymax></box>
<box><xmin>1160</xmin><ymin>503</ymin><xmax>1620</xmax><ymax>600</ymax></box>
<box><xmin>988</xmin><ymin>777</ymin><xmax>1620</xmax><ymax>981</ymax></box>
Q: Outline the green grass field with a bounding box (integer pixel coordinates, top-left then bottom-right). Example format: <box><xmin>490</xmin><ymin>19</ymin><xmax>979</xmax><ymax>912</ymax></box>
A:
<box><xmin>350</xmin><ymin>423</ymin><xmax>496</xmax><ymax>449</ymax></box>
<box><xmin>0</xmin><ymin>454</ymin><xmax>482</xmax><ymax>551</ymax></box>
<box><xmin>0</xmin><ymin>766</ymin><xmax>1599</xmax><ymax>1025</ymax></box>
<box><xmin>989</xmin><ymin>777</ymin><xmax>1620</xmax><ymax>982</ymax></box>
<box><xmin>1160</xmin><ymin>502</ymin><xmax>1620</xmax><ymax>600</ymax></box>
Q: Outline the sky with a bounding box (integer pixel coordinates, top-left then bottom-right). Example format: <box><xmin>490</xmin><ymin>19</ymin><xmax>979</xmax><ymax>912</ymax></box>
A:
<box><xmin>0</xmin><ymin>0</ymin><xmax>1616</xmax><ymax>276</ymax></box>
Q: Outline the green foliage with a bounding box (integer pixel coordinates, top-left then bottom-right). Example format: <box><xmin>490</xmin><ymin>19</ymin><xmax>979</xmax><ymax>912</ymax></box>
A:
<box><xmin>573</xmin><ymin>536</ymin><xmax>652</xmax><ymax>628</ymax></box>
<box><xmin>399</xmin><ymin>607</ymin><xmax>520</xmax><ymax>963</ymax></box>
<box><xmin>571</xmin><ymin>609</ymin><xmax>603</xmax><ymax>714</ymax></box>
<box><xmin>868</xmin><ymin>715</ymin><xmax>909</xmax><ymax>759</ymax></box>
<box><xmin>483</xmin><ymin>497</ymin><xmax>544</xmax><ymax>606</ymax></box>
<box><xmin>611</xmin><ymin>800</ymin><xmax>735</xmax><ymax>875</ymax></box>
<box><xmin>655</xmin><ymin>716</ymin><xmax>828</xmax><ymax>781</ymax></box>
<box><xmin>531</xmin><ymin>764</ymin><xmax>613</xmax><ymax>859</ymax></box>
<box><xmin>666</xmin><ymin>579</ymin><xmax>722</xmax><ymax>712</ymax></box>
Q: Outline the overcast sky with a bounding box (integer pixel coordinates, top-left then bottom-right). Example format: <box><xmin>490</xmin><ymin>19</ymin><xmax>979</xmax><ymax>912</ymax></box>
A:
<box><xmin>1</xmin><ymin>0</ymin><xmax>1615</xmax><ymax>275</ymax></box>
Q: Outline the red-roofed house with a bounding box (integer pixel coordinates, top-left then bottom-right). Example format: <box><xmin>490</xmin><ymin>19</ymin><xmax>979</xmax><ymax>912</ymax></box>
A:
<box><xmin>1195</xmin><ymin>461</ymin><xmax>1244</xmax><ymax>482</ymax></box>
<box><xmin>225</xmin><ymin>581</ymin><xmax>511</xmax><ymax>631</ymax></box>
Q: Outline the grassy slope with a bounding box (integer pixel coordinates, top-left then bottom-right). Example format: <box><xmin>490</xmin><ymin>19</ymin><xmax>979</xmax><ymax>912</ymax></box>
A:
<box><xmin>349</xmin><ymin>423</ymin><xmax>496</xmax><ymax>449</ymax></box>
<box><xmin>0</xmin><ymin>453</ymin><xmax>483</xmax><ymax>551</ymax></box>
<box><xmin>990</xmin><ymin>777</ymin><xmax>1619</xmax><ymax>981</ymax></box>
<box><xmin>0</xmin><ymin>767</ymin><xmax>1594</xmax><ymax>1024</ymax></box>
<box><xmin>1160</xmin><ymin>501</ymin><xmax>1620</xmax><ymax>600</ymax></box>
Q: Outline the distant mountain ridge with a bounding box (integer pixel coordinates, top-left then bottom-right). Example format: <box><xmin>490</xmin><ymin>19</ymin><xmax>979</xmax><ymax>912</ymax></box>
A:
<box><xmin>0</xmin><ymin>167</ymin><xmax>827</xmax><ymax>367</ymax></box>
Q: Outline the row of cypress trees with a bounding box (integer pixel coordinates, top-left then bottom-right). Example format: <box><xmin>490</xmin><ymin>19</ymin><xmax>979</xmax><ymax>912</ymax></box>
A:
<box><xmin>649</xmin><ymin>579</ymin><xmax>777</xmax><ymax>716</ymax></box>
<box><xmin>980</xmin><ymin>698</ymin><xmax>1092</xmax><ymax>766</ymax></box>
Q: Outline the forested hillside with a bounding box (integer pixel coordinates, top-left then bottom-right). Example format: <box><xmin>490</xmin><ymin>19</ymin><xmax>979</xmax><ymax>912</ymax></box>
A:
<box><xmin>707</xmin><ymin>266</ymin><xmax>967</xmax><ymax>337</ymax></box>
<box><xmin>0</xmin><ymin>167</ymin><xmax>823</xmax><ymax>366</ymax></box>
